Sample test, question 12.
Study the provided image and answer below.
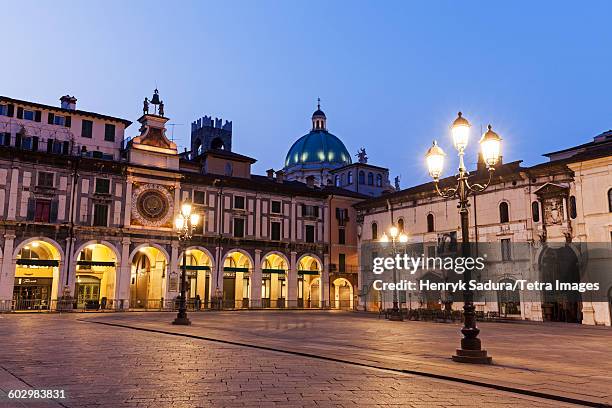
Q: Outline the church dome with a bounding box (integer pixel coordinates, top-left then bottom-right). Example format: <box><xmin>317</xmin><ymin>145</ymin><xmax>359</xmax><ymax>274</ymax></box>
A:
<box><xmin>284</xmin><ymin>129</ymin><xmax>351</xmax><ymax>167</ymax></box>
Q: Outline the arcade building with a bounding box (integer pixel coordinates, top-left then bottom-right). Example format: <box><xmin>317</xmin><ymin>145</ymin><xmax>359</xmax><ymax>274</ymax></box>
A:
<box><xmin>0</xmin><ymin>92</ymin><xmax>390</xmax><ymax>311</ymax></box>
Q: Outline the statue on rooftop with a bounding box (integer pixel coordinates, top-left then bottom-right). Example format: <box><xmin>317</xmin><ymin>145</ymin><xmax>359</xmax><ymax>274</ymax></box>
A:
<box><xmin>143</xmin><ymin>97</ymin><xmax>149</xmax><ymax>115</ymax></box>
<box><xmin>356</xmin><ymin>147</ymin><xmax>368</xmax><ymax>164</ymax></box>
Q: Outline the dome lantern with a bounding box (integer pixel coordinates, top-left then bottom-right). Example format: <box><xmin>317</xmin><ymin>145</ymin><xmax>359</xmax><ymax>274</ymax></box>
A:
<box><xmin>311</xmin><ymin>97</ymin><xmax>327</xmax><ymax>131</ymax></box>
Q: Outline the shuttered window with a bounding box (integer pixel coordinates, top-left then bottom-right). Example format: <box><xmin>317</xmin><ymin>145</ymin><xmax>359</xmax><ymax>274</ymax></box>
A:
<box><xmin>104</xmin><ymin>124</ymin><xmax>115</xmax><ymax>141</ymax></box>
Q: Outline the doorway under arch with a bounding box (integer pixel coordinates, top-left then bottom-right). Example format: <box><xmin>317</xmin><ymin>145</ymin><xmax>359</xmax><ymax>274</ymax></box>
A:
<box><xmin>539</xmin><ymin>246</ymin><xmax>581</xmax><ymax>323</ymax></box>
<box><xmin>298</xmin><ymin>255</ymin><xmax>322</xmax><ymax>308</ymax></box>
<box><xmin>223</xmin><ymin>251</ymin><xmax>252</xmax><ymax>309</ymax></box>
<box><xmin>262</xmin><ymin>252</ymin><xmax>289</xmax><ymax>308</ymax></box>
<box><xmin>130</xmin><ymin>246</ymin><xmax>167</xmax><ymax>309</ymax></box>
<box><xmin>332</xmin><ymin>278</ymin><xmax>353</xmax><ymax>310</ymax></box>
<box><xmin>180</xmin><ymin>248</ymin><xmax>213</xmax><ymax>309</ymax></box>
<box><xmin>13</xmin><ymin>239</ymin><xmax>61</xmax><ymax>310</ymax></box>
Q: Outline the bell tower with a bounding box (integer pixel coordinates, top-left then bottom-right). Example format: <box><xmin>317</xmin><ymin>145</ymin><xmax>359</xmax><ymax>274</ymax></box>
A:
<box><xmin>311</xmin><ymin>98</ymin><xmax>327</xmax><ymax>131</ymax></box>
<box><xmin>190</xmin><ymin>115</ymin><xmax>233</xmax><ymax>158</ymax></box>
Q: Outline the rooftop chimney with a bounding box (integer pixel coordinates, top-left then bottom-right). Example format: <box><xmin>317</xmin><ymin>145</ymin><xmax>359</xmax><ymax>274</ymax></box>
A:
<box><xmin>275</xmin><ymin>170</ymin><xmax>285</xmax><ymax>184</ymax></box>
<box><xmin>60</xmin><ymin>95</ymin><xmax>77</xmax><ymax>111</ymax></box>
<box><xmin>306</xmin><ymin>175</ymin><xmax>315</xmax><ymax>188</ymax></box>
<box><xmin>266</xmin><ymin>168</ymin><xmax>275</xmax><ymax>179</ymax></box>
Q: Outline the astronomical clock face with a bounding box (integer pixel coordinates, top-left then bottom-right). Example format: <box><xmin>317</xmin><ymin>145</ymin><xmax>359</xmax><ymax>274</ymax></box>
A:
<box><xmin>131</xmin><ymin>184</ymin><xmax>174</xmax><ymax>227</ymax></box>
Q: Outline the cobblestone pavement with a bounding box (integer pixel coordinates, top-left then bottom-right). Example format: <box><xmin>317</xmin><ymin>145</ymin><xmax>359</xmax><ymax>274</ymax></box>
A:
<box><xmin>85</xmin><ymin>310</ymin><xmax>612</xmax><ymax>406</ymax></box>
<box><xmin>0</xmin><ymin>314</ymin><xmax>577</xmax><ymax>408</ymax></box>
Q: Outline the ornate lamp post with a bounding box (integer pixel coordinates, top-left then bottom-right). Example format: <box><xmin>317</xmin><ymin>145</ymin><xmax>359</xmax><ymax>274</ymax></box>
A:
<box><xmin>172</xmin><ymin>200</ymin><xmax>200</xmax><ymax>326</ymax></box>
<box><xmin>425</xmin><ymin>112</ymin><xmax>502</xmax><ymax>364</ymax></box>
<box><xmin>380</xmin><ymin>225</ymin><xmax>408</xmax><ymax>321</ymax></box>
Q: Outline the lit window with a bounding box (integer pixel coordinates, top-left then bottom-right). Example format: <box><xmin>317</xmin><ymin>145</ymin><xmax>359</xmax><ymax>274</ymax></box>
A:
<box><xmin>347</xmin><ymin>171</ymin><xmax>353</xmax><ymax>184</ymax></box>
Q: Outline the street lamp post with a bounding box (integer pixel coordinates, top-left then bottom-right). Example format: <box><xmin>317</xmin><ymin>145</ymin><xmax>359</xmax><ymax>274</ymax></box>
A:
<box><xmin>425</xmin><ymin>112</ymin><xmax>502</xmax><ymax>364</ymax></box>
<box><xmin>172</xmin><ymin>200</ymin><xmax>200</xmax><ymax>326</ymax></box>
<box><xmin>380</xmin><ymin>225</ymin><xmax>408</xmax><ymax>321</ymax></box>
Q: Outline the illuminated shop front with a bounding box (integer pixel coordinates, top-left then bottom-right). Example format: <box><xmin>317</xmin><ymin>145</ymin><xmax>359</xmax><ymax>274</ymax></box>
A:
<box><xmin>13</xmin><ymin>240</ymin><xmax>61</xmax><ymax>310</ymax></box>
<box><xmin>75</xmin><ymin>243</ymin><xmax>117</xmax><ymax>309</ymax></box>
<box><xmin>180</xmin><ymin>248</ymin><xmax>213</xmax><ymax>308</ymax></box>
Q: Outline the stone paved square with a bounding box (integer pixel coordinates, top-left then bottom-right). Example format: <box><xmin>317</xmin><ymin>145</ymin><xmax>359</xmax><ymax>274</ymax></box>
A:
<box><xmin>1</xmin><ymin>311</ymin><xmax>609</xmax><ymax>407</ymax></box>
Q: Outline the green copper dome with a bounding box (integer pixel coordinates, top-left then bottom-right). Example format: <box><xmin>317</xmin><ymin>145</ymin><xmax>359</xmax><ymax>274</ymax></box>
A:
<box><xmin>284</xmin><ymin>130</ymin><xmax>352</xmax><ymax>168</ymax></box>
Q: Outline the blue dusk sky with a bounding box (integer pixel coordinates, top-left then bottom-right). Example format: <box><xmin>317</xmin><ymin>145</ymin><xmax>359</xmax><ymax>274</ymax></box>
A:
<box><xmin>2</xmin><ymin>1</ymin><xmax>611</xmax><ymax>186</ymax></box>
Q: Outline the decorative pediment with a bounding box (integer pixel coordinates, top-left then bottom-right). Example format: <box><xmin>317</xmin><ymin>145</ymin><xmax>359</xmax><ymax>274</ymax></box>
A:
<box><xmin>130</xmin><ymin>114</ymin><xmax>177</xmax><ymax>154</ymax></box>
<box><xmin>534</xmin><ymin>182</ymin><xmax>569</xmax><ymax>199</ymax></box>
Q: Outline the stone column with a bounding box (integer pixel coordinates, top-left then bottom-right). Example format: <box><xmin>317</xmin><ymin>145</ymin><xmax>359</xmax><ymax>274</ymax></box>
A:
<box><xmin>211</xmin><ymin>246</ymin><xmax>222</xmax><ymax>296</ymax></box>
<box><xmin>288</xmin><ymin>251</ymin><xmax>297</xmax><ymax>306</ymax></box>
<box><xmin>322</xmin><ymin>253</ymin><xmax>330</xmax><ymax>308</ymax></box>
<box><xmin>167</xmin><ymin>241</ymin><xmax>179</xmax><ymax>302</ymax></box>
<box><xmin>62</xmin><ymin>237</ymin><xmax>76</xmax><ymax>298</ymax></box>
<box><xmin>0</xmin><ymin>233</ymin><xmax>16</xmax><ymax>304</ymax></box>
<box><xmin>123</xmin><ymin>178</ymin><xmax>133</xmax><ymax>228</ymax></box>
<box><xmin>116</xmin><ymin>238</ymin><xmax>131</xmax><ymax>309</ymax></box>
<box><xmin>252</xmin><ymin>249</ymin><xmax>262</xmax><ymax>307</ymax></box>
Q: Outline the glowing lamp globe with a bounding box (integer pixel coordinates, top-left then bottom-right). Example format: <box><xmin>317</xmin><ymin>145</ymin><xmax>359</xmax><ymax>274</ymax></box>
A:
<box><xmin>479</xmin><ymin>125</ymin><xmax>502</xmax><ymax>167</ymax></box>
<box><xmin>451</xmin><ymin>112</ymin><xmax>471</xmax><ymax>151</ymax></box>
<box><xmin>425</xmin><ymin>140</ymin><xmax>446</xmax><ymax>180</ymax></box>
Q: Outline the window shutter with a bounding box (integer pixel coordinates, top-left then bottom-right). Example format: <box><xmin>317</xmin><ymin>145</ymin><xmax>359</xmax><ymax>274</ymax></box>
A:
<box><xmin>47</xmin><ymin>139</ymin><xmax>53</xmax><ymax>153</ymax></box>
<box><xmin>35</xmin><ymin>110</ymin><xmax>41</xmax><ymax>122</ymax></box>
<box><xmin>65</xmin><ymin>116</ymin><xmax>71</xmax><ymax>127</ymax></box>
<box><xmin>3</xmin><ymin>133</ymin><xmax>10</xmax><ymax>146</ymax></box>
<box><xmin>7</xmin><ymin>104</ymin><xmax>14</xmax><ymax>117</ymax></box>
<box><xmin>314</xmin><ymin>206</ymin><xmax>320</xmax><ymax>217</ymax></box>
<box><xmin>32</xmin><ymin>136</ymin><xmax>39</xmax><ymax>152</ymax></box>
<box><xmin>48</xmin><ymin>113</ymin><xmax>54</xmax><ymax>125</ymax></box>
<box><xmin>26</xmin><ymin>199</ymin><xmax>36</xmax><ymax>221</ymax></box>
<box><xmin>16</xmin><ymin>107</ymin><xmax>23</xmax><ymax>119</ymax></box>
<box><xmin>15</xmin><ymin>133</ymin><xmax>21</xmax><ymax>149</ymax></box>
<box><xmin>62</xmin><ymin>141</ymin><xmax>70</xmax><ymax>155</ymax></box>
<box><xmin>50</xmin><ymin>201</ymin><xmax>58</xmax><ymax>223</ymax></box>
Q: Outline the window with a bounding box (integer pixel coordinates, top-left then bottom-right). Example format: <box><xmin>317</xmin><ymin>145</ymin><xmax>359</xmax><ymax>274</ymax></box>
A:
<box><xmin>81</xmin><ymin>120</ymin><xmax>93</xmax><ymax>138</ymax></box>
<box><xmin>302</xmin><ymin>205</ymin><xmax>319</xmax><ymax>218</ymax></box>
<box><xmin>569</xmin><ymin>196</ymin><xmax>577</xmax><ymax>219</ymax></box>
<box><xmin>532</xmin><ymin>201</ymin><xmax>540</xmax><ymax>222</ymax></box>
<box><xmin>334</xmin><ymin>175</ymin><xmax>340</xmax><ymax>187</ymax></box>
<box><xmin>338</xmin><ymin>253</ymin><xmax>346</xmax><ymax>273</ymax></box>
<box><xmin>104</xmin><ymin>124</ymin><xmax>115</xmax><ymax>142</ymax></box>
<box><xmin>271</xmin><ymin>221</ymin><xmax>281</xmax><ymax>240</ymax></box>
<box><xmin>608</xmin><ymin>189</ymin><xmax>612</xmax><ymax>212</ymax></box>
<box><xmin>34</xmin><ymin>200</ymin><xmax>51</xmax><ymax>222</ymax></box>
<box><xmin>427</xmin><ymin>245</ymin><xmax>436</xmax><ymax>258</ymax></box>
<box><xmin>501</xmin><ymin>238</ymin><xmax>512</xmax><ymax>261</ymax></box>
<box><xmin>194</xmin><ymin>191</ymin><xmax>206</xmax><ymax>204</ymax></box>
<box><xmin>53</xmin><ymin>115</ymin><xmax>65</xmax><ymax>126</ymax></box>
<box><xmin>234</xmin><ymin>196</ymin><xmax>245</xmax><ymax>209</ymax></box>
<box><xmin>23</xmin><ymin>109</ymin><xmax>35</xmax><ymax>121</ymax></box>
<box><xmin>37</xmin><ymin>172</ymin><xmax>54</xmax><ymax>188</ymax></box>
<box><xmin>0</xmin><ymin>105</ymin><xmax>8</xmax><ymax>116</ymax></box>
<box><xmin>367</xmin><ymin>172</ymin><xmax>374</xmax><ymax>185</ymax></box>
<box><xmin>336</xmin><ymin>208</ymin><xmax>348</xmax><ymax>226</ymax></box>
<box><xmin>371</xmin><ymin>222</ymin><xmax>378</xmax><ymax>240</ymax></box>
<box><xmin>358</xmin><ymin>171</ymin><xmax>365</xmax><ymax>184</ymax></box>
<box><xmin>427</xmin><ymin>213</ymin><xmax>434</xmax><ymax>233</ymax></box>
<box><xmin>499</xmin><ymin>202</ymin><xmax>509</xmax><ymax>223</ymax></box>
<box><xmin>271</xmin><ymin>200</ymin><xmax>282</xmax><ymax>214</ymax></box>
<box><xmin>225</xmin><ymin>162</ymin><xmax>233</xmax><ymax>176</ymax></box>
<box><xmin>376</xmin><ymin>174</ymin><xmax>383</xmax><ymax>187</ymax></box>
<box><xmin>234</xmin><ymin>218</ymin><xmax>245</xmax><ymax>238</ymax></box>
<box><xmin>338</xmin><ymin>228</ymin><xmax>346</xmax><ymax>244</ymax></box>
<box><xmin>305</xmin><ymin>225</ymin><xmax>315</xmax><ymax>243</ymax></box>
<box><xmin>93</xmin><ymin>204</ymin><xmax>109</xmax><ymax>227</ymax></box>
<box><xmin>397</xmin><ymin>218</ymin><xmax>404</xmax><ymax>233</ymax></box>
<box><xmin>95</xmin><ymin>178</ymin><xmax>110</xmax><ymax>194</ymax></box>
<box><xmin>347</xmin><ymin>171</ymin><xmax>353</xmax><ymax>184</ymax></box>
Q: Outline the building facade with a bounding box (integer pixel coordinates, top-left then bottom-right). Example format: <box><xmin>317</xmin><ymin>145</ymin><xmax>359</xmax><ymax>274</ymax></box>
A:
<box><xmin>0</xmin><ymin>92</ymin><xmax>364</xmax><ymax>311</ymax></box>
<box><xmin>355</xmin><ymin>133</ymin><xmax>612</xmax><ymax>325</ymax></box>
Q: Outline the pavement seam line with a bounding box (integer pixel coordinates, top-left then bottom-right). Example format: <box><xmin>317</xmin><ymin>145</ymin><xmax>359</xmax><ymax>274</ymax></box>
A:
<box><xmin>81</xmin><ymin>318</ymin><xmax>609</xmax><ymax>408</ymax></box>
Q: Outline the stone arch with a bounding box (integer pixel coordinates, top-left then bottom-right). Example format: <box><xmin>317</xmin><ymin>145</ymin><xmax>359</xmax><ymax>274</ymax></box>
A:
<box><xmin>223</xmin><ymin>248</ymin><xmax>254</xmax><ymax>268</ymax></box>
<box><xmin>129</xmin><ymin>243</ymin><xmax>170</xmax><ymax>264</ymax></box>
<box><xmin>13</xmin><ymin>237</ymin><xmax>65</xmax><ymax>261</ymax></box>
<box><xmin>261</xmin><ymin>251</ymin><xmax>289</xmax><ymax>269</ymax></box>
<box><xmin>332</xmin><ymin>277</ymin><xmax>353</xmax><ymax>310</ymax></box>
<box><xmin>72</xmin><ymin>240</ymin><xmax>121</xmax><ymax>308</ymax></box>
<box><xmin>129</xmin><ymin>244</ymin><xmax>169</xmax><ymax>309</ymax></box>
<box><xmin>297</xmin><ymin>253</ymin><xmax>322</xmax><ymax>270</ymax></box>
<box><xmin>73</xmin><ymin>240</ymin><xmax>121</xmax><ymax>265</ymax></box>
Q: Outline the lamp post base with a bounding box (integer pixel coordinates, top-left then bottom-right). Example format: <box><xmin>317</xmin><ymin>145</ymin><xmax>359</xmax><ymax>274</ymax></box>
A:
<box><xmin>452</xmin><ymin>349</ymin><xmax>492</xmax><ymax>364</ymax></box>
<box><xmin>172</xmin><ymin>315</ymin><xmax>191</xmax><ymax>325</ymax></box>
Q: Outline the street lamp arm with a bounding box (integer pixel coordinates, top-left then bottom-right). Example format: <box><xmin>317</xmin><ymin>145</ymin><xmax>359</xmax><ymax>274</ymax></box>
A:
<box><xmin>465</xmin><ymin>167</ymin><xmax>495</xmax><ymax>194</ymax></box>
<box><xmin>434</xmin><ymin>180</ymin><xmax>458</xmax><ymax>199</ymax></box>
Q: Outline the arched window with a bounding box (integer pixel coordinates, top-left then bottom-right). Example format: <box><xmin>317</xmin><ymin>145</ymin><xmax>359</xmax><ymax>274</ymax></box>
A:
<box><xmin>375</xmin><ymin>174</ymin><xmax>382</xmax><ymax>187</ymax></box>
<box><xmin>371</xmin><ymin>222</ymin><xmax>378</xmax><ymax>240</ymax></box>
<box><xmin>427</xmin><ymin>213</ymin><xmax>434</xmax><ymax>232</ymax></box>
<box><xmin>358</xmin><ymin>171</ymin><xmax>365</xmax><ymax>184</ymax></box>
<box><xmin>347</xmin><ymin>171</ymin><xmax>353</xmax><ymax>185</ymax></box>
<box><xmin>608</xmin><ymin>189</ymin><xmax>612</xmax><ymax>212</ymax></box>
<box><xmin>531</xmin><ymin>201</ymin><xmax>540</xmax><ymax>223</ymax></box>
<box><xmin>334</xmin><ymin>175</ymin><xmax>340</xmax><ymax>187</ymax></box>
<box><xmin>340</xmin><ymin>174</ymin><xmax>345</xmax><ymax>186</ymax></box>
<box><xmin>499</xmin><ymin>202</ymin><xmax>509</xmax><ymax>223</ymax></box>
<box><xmin>367</xmin><ymin>172</ymin><xmax>374</xmax><ymax>185</ymax></box>
<box><xmin>397</xmin><ymin>218</ymin><xmax>404</xmax><ymax>232</ymax></box>
<box><xmin>569</xmin><ymin>196</ymin><xmax>577</xmax><ymax>219</ymax></box>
